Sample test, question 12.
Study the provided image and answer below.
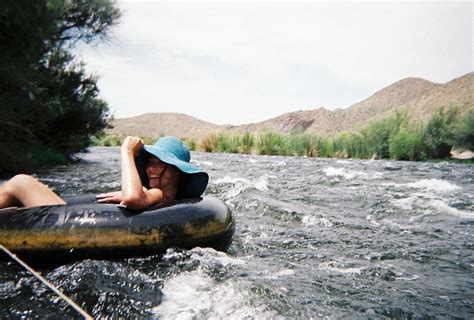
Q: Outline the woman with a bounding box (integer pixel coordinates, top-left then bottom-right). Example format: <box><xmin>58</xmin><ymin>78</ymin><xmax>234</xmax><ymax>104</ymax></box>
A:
<box><xmin>0</xmin><ymin>136</ymin><xmax>208</xmax><ymax>210</ymax></box>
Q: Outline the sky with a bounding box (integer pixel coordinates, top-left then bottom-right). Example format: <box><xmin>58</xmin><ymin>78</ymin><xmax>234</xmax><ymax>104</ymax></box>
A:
<box><xmin>75</xmin><ymin>1</ymin><xmax>473</xmax><ymax>125</ymax></box>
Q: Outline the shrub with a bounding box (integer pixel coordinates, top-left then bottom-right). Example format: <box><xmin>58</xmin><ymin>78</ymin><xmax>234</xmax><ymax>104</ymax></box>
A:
<box><xmin>422</xmin><ymin>106</ymin><xmax>458</xmax><ymax>158</ymax></box>
<box><xmin>199</xmin><ymin>133</ymin><xmax>219</xmax><ymax>152</ymax></box>
<box><xmin>101</xmin><ymin>134</ymin><xmax>123</xmax><ymax>147</ymax></box>
<box><xmin>389</xmin><ymin>129</ymin><xmax>422</xmax><ymax>160</ymax></box>
<box><xmin>186</xmin><ymin>139</ymin><xmax>196</xmax><ymax>151</ymax></box>
<box><xmin>139</xmin><ymin>135</ymin><xmax>156</xmax><ymax>145</ymax></box>
<box><xmin>240</xmin><ymin>131</ymin><xmax>255</xmax><ymax>154</ymax></box>
<box><xmin>450</xmin><ymin>109</ymin><xmax>474</xmax><ymax>150</ymax></box>
<box><xmin>256</xmin><ymin>131</ymin><xmax>288</xmax><ymax>155</ymax></box>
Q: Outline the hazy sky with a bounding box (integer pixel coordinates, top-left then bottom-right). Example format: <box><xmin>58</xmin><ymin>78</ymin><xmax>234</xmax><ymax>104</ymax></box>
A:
<box><xmin>76</xmin><ymin>1</ymin><xmax>473</xmax><ymax>125</ymax></box>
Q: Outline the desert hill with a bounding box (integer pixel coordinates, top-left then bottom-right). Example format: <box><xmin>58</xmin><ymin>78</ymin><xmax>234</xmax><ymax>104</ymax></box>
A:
<box><xmin>235</xmin><ymin>72</ymin><xmax>473</xmax><ymax>136</ymax></box>
<box><xmin>110</xmin><ymin>113</ymin><xmax>220</xmax><ymax>139</ymax></box>
<box><xmin>108</xmin><ymin>72</ymin><xmax>473</xmax><ymax>139</ymax></box>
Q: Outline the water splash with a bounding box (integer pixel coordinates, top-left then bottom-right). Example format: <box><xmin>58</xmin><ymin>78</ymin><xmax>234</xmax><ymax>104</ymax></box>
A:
<box><xmin>153</xmin><ymin>269</ymin><xmax>276</xmax><ymax>319</ymax></box>
<box><xmin>405</xmin><ymin>179</ymin><xmax>461</xmax><ymax>193</ymax></box>
<box><xmin>212</xmin><ymin>175</ymin><xmax>273</xmax><ymax>199</ymax></box>
<box><xmin>429</xmin><ymin>200</ymin><xmax>474</xmax><ymax>219</ymax></box>
<box><xmin>322</xmin><ymin>167</ymin><xmax>382</xmax><ymax>180</ymax></box>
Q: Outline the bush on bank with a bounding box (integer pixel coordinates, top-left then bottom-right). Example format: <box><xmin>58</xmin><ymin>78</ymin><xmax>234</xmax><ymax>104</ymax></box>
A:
<box><xmin>197</xmin><ymin>106</ymin><xmax>473</xmax><ymax>161</ymax></box>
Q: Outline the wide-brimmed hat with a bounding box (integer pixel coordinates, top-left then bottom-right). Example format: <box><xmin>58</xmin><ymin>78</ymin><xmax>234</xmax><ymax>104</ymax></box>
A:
<box><xmin>135</xmin><ymin>136</ymin><xmax>208</xmax><ymax>198</ymax></box>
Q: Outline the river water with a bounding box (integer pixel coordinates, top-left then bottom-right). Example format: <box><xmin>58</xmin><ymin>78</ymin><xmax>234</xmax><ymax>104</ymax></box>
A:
<box><xmin>1</xmin><ymin>147</ymin><xmax>473</xmax><ymax>319</ymax></box>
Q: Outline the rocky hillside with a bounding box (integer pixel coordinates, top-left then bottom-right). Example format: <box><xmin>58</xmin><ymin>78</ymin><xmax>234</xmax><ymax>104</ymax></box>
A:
<box><xmin>109</xmin><ymin>113</ymin><xmax>220</xmax><ymax>139</ymax></box>
<box><xmin>108</xmin><ymin>72</ymin><xmax>473</xmax><ymax>138</ymax></box>
<box><xmin>235</xmin><ymin>72</ymin><xmax>473</xmax><ymax>136</ymax></box>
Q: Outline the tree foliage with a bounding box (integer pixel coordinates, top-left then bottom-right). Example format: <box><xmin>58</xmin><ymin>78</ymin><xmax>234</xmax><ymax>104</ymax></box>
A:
<box><xmin>389</xmin><ymin>129</ymin><xmax>422</xmax><ymax>160</ymax></box>
<box><xmin>421</xmin><ymin>106</ymin><xmax>458</xmax><ymax>159</ymax></box>
<box><xmin>0</xmin><ymin>0</ymin><xmax>120</xmax><ymax>174</ymax></box>
<box><xmin>450</xmin><ymin>109</ymin><xmax>474</xmax><ymax>150</ymax></box>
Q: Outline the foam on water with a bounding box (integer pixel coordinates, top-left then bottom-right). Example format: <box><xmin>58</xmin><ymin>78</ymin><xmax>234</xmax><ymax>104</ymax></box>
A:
<box><xmin>163</xmin><ymin>247</ymin><xmax>247</xmax><ymax>268</ymax></box>
<box><xmin>302</xmin><ymin>215</ymin><xmax>334</xmax><ymax>227</ymax></box>
<box><xmin>396</xmin><ymin>275</ymin><xmax>421</xmax><ymax>281</ymax></box>
<box><xmin>322</xmin><ymin>167</ymin><xmax>382</xmax><ymax>180</ymax></box>
<box><xmin>317</xmin><ymin>261</ymin><xmax>364</xmax><ymax>275</ymax></box>
<box><xmin>366</xmin><ymin>214</ymin><xmax>380</xmax><ymax>226</ymax></box>
<box><xmin>39</xmin><ymin>177</ymin><xmax>68</xmax><ymax>184</ymax></box>
<box><xmin>391</xmin><ymin>197</ymin><xmax>417</xmax><ymax>211</ymax></box>
<box><xmin>153</xmin><ymin>270</ymin><xmax>275</xmax><ymax>319</ymax></box>
<box><xmin>336</xmin><ymin>160</ymin><xmax>352</xmax><ymax>164</ymax></box>
<box><xmin>272</xmin><ymin>160</ymin><xmax>287</xmax><ymax>167</ymax></box>
<box><xmin>405</xmin><ymin>179</ymin><xmax>461</xmax><ymax>193</ymax></box>
<box><xmin>213</xmin><ymin>175</ymin><xmax>273</xmax><ymax>199</ymax></box>
<box><xmin>191</xmin><ymin>160</ymin><xmax>213</xmax><ymax>167</ymax></box>
<box><xmin>264</xmin><ymin>269</ymin><xmax>296</xmax><ymax>279</ymax></box>
<box><xmin>429</xmin><ymin>200</ymin><xmax>474</xmax><ymax>219</ymax></box>
<box><xmin>390</xmin><ymin>195</ymin><xmax>473</xmax><ymax>220</ymax></box>
<box><xmin>408</xmin><ymin>212</ymin><xmax>435</xmax><ymax>223</ymax></box>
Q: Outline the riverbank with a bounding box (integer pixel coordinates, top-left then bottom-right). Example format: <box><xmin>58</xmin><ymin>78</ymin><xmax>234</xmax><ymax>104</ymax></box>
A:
<box><xmin>91</xmin><ymin>107</ymin><xmax>473</xmax><ymax>162</ymax></box>
<box><xmin>0</xmin><ymin>143</ymin><xmax>67</xmax><ymax>177</ymax></box>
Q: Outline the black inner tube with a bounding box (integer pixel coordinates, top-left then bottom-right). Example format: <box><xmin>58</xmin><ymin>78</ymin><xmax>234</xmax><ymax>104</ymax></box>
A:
<box><xmin>0</xmin><ymin>196</ymin><xmax>235</xmax><ymax>266</ymax></box>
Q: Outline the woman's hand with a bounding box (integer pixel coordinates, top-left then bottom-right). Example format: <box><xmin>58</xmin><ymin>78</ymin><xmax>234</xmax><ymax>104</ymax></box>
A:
<box><xmin>121</xmin><ymin>136</ymin><xmax>144</xmax><ymax>157</ymax></box>
<box><xmin>96</xmin><ymin>191</ymin><xmax>123</xmax><ymax>203</ymax></box>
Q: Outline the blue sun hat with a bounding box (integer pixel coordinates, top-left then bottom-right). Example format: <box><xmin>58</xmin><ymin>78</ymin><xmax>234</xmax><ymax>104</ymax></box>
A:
<box><xmin>135</xmin><ymin>136</ymin><xmax>208</xmax><ymax>198</ymax></box>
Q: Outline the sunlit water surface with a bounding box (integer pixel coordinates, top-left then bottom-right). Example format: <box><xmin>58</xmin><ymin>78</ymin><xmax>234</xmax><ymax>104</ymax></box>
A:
<box><xmin>1</xmin><ymin>147</ymin><xmax>473</xmax><ymax>318</ymax></box>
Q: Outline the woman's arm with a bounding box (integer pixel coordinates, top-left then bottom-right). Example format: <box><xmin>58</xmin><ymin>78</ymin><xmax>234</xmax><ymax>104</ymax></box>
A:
<box><xmin>119</xmin><ymin>136</ymin><xmax>166</xmax><ymax>210</ymax></box>
<box><xmin>96</xmin><ymin>191</ymin><xmax>122</xmax><ymax>203</ymax></box>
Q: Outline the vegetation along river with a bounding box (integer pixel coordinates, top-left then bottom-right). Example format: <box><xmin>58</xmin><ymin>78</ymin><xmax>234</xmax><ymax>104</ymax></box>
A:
<box><xmin>1</xmin><ymin>147</ymin><xmax>473</xmax><ymax>318</ymax></box>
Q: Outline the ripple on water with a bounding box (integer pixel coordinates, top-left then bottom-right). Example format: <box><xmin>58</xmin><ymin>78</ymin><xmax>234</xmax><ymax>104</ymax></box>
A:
<box><xmin>211</xmin><ymin>174</ymin><xmax>273</xmax><ymax>200</ymax></box>
<box><xmin>406</xmin><ymin>178</ymin><xmax>462</xmax><ymax>192</ymax></box>
<box><xmin>48</xmin><ymin>260</ymin><xmax>163</xmax><ymax>318</ymax></box>
<box><xmin>322</xmin><ymin>166</ymin><xmax>383</xmax><ymax>181</ymax></box>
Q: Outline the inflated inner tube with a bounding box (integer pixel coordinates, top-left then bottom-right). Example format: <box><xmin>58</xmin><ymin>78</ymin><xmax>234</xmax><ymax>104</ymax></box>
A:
<box><xmin>0</xmin><ymin>196</ymin><xmax>234</xmax><ymax>265</ymax></box>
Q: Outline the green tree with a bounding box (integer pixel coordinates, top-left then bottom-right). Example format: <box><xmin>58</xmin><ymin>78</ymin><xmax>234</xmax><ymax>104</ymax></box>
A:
<box><xmin>389</xmin><ymin>129</ymin><xmax>422</xmax><ymax>160</ymax></box>
<box><xmin>0</xmin><ymin>0</ymin><xmax>120</xmax><ymax>173</ymax></box>
<box><xmin>333</xmin><ymin>133</ymin><xmax>351</xmax><ymax>157</ymax></box>
<box><xmin>421</xmin><ymin>106</ymin><xmax>458</xmax><ymax>158</ymax></box>
<box><xmin>450</xmin><ymin>109</ymin><xmax>474</xmax><ymax>150</ymax></box>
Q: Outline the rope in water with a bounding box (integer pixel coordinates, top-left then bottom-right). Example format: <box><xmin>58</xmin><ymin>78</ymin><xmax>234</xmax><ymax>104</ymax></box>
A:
<box><xmin>0</xmin><ymin>245</ymin><xmax>93</xmax><ymax>320</ymax></box>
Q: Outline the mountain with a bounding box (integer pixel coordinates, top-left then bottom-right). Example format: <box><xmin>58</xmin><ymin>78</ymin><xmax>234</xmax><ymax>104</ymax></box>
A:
<box><xmin>109</xmin><ymin>113</ymin><xmax>221</xmax><ymax>139</ymax></box>
<box><xmin>108</xmin><ymin>72</ymin><xmax>473</xmax><ymax>138</ymax></box>
<box><xmin>234</xmin><ymin>72</ymin><xmax>473</xmax><ymax>136</ymax></box>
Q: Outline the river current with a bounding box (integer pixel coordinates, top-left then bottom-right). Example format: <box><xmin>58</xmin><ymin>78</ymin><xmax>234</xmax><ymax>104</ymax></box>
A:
<box><xmin>1</xmin><ymin>147</ymin><xmax>473</xmax><ymax>319</ymax></box>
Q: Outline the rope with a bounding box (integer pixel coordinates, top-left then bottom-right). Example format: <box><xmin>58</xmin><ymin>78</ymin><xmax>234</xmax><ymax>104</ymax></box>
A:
<box><xmin>0</xmin><ymin>245</ymin><xmax>93</xmax><ymax>320</ymax></box>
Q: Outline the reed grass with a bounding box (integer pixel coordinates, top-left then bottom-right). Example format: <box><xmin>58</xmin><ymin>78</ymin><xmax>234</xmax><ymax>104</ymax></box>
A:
<box><xmin>196</xmin><ymin>106</ymin><xmax>471</xmax><ymax>161</ymax></box>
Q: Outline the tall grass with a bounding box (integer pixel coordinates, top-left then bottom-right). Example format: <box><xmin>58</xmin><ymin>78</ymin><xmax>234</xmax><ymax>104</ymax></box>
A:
<box><xmin>90</xmin><ymin>134</ymin><xmax>158</xmax><ymax>147</ymax></box>
<box><xmin>257</xmin><ymin>131</ymin><xmax>288</xmax><ymax>155</ymax></box>
<box><xmin>197</xmin><ymin>106</ymin><xmax>472</xmax><ymax>161</ymax></box>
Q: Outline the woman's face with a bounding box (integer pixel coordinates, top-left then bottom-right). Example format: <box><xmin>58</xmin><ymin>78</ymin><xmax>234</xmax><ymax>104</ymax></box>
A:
<box><xmin>146</xmin><ymin>156</ymin><xmax>181</xmax><ymax>189</ymax></box>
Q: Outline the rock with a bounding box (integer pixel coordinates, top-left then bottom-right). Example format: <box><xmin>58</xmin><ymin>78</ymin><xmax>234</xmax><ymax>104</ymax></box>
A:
<box><xmin>383</xmin><ymin>162</ymin><xmax>402</xmax><ymax>171</ymax></box>
<box><xmin>450</xmin><ymin>148</ymin><xmax>474</xmax><ymax>160</ymax></box>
